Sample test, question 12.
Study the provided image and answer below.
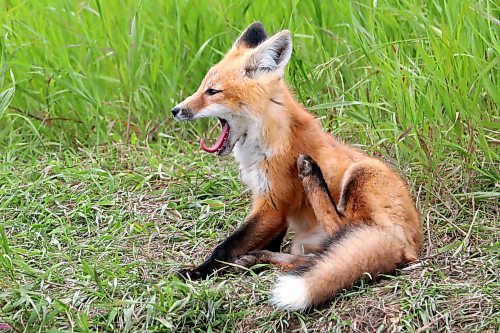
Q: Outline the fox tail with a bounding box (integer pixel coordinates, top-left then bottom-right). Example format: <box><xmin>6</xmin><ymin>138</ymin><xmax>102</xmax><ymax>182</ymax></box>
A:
<box><xmin>271</xmin><ymin>225</ymin><xmax>418</xmax><ymax>311</ymax></box>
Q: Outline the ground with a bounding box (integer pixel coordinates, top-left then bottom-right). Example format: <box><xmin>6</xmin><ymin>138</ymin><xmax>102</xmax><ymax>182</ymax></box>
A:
<box><xmin>0</xmin><ymin>142</ymin><xmax>497</xmax><ymax>332</ymax></box>
<box><xmin>0</xmin><ymin>0</ymin><xmax>498</xmax><ymax>332</ymax></box>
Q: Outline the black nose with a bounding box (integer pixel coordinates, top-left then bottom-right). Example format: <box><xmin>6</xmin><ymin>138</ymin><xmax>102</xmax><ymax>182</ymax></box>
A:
<box><xmin>171</xmin><ymin>107</ymin><xmax>180</xmax><ymax>117</ymax></box>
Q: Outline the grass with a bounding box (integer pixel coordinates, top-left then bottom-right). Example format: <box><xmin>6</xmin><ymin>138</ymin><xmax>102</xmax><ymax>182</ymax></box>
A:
<box><xmin>0</xmin><ymin>0</ymin><xmax>498</xmax><ymax>331</ymax></box>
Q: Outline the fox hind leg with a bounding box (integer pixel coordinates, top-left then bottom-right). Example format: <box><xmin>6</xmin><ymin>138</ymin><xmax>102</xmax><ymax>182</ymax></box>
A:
<box><xmin>297</xmin><ymin>155</ymin><xmax>345</xmax><ymax>235</ymax></box>
<box><xmin>235</xmin><ymin>250</ymin><xmax>313</xmax><ymax>271</ymax></box>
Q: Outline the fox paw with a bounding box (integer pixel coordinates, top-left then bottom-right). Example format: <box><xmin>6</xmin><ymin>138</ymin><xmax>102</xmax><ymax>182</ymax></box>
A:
<box><xmin>297</xmin><ymin>154</ymin><xmax>316</xmax><ymax>179</ymax></box>
<box><xmin>234</xmin><ymin>254</ymin><xmax>257</xmax><ymax>268</ymax></box>
<box><xmin>175</xmin><ymin>268</ymin><xmax>204</xmax><ymax>281</ymax></box>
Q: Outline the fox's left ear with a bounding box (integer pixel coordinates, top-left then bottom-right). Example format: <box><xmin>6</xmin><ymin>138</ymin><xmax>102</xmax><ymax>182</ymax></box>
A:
<box><xmin>245</xmin><ymin>30</ymin><xmax>292</xmax><ymax>78</ymax></box>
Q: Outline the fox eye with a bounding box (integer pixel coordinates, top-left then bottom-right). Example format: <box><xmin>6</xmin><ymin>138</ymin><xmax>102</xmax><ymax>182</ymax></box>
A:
<box><xmin>205</xmin><ymin>88</ymin><xmax>222</xmax><ymax>96</ymax></box>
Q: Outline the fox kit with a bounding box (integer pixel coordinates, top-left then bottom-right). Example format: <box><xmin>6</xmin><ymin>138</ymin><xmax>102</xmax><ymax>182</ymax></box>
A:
<box><xmin>171</xmin><ymin>22</ymin><xmax>422</xmax><ymax>310</ymax></box>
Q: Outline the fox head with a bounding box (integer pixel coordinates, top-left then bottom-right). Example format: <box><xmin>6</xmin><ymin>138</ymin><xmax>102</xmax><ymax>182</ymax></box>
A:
<box><xmin>171</xmin><ymin>22</ymin><xmax>293</xmax><ymax>156</ymax></box>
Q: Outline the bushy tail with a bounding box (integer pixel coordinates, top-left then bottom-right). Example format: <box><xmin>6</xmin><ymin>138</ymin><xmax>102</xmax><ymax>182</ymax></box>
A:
<box><xmin>271</xmin><ymin>225</ymin><xmax>418</xmax><ymax>311</ymax></box>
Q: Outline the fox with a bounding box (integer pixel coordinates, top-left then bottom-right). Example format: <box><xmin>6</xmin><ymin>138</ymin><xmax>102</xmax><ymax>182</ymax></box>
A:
<box><xmin>171</xmin><ymin>22</ymin><xmax>422</xmax><ymax>311</ymax></box>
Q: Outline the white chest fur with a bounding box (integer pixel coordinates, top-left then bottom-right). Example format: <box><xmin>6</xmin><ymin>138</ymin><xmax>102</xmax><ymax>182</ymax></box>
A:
<box><xmin>233</xmin><ymin>132</ymin><xmax>269</xmax><ymax>194</ymax></box>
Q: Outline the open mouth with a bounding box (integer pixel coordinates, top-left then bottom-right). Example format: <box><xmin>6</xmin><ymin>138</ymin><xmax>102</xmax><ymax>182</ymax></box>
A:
<box><xmin>200</xmin><ymin>118</ymin><xmax>231</xmax><ymax>156</ymax></box>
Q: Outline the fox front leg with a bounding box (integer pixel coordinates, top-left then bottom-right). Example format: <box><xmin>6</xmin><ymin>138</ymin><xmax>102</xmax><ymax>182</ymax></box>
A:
<box><xmin>177</xmin><ymin>207</ymin><xmax>286</xmax><ymax>280</ymax></box>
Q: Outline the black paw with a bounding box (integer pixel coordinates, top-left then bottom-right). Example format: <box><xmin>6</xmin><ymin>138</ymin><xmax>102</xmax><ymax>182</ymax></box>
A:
<box><xmin>297</xmin><ymin>154</ymin><xmax>316</xmax><ymax>179</ymax></box>
<box><xmin>175</xmin><ymin>268</ymin><xmax>205</xmax><ymax>281</ymax></box>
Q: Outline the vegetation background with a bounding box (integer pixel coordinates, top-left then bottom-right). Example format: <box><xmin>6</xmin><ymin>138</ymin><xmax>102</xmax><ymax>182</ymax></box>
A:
<box><xmin>0</xmin><ymin>0</ymin><xmax>498</xmax><ymax>331</ymax></box>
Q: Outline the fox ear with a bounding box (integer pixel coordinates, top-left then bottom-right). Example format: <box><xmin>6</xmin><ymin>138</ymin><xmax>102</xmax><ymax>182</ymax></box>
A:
<box><xmin>234</xmin><ymin>22</ymin><xmax>267</xmax><ymax>49</ymax></box>
<box><xmin>245</xmin><ymin>30</ymin><xmax>292</xmax><ymax>78</ymax></box>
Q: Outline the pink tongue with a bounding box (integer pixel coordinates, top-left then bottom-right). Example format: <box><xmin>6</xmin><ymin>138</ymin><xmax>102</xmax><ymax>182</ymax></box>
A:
<box><xmin>200</xmin><ymin>121</ymin><xmax>230</xmax><ymax>153</ymax></box>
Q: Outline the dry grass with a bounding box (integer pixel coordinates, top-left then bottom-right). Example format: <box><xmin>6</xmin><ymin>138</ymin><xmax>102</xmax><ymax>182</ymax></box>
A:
<box><xmin>1</xmin><ymin>144</ymin><xmax>497</xmax><ymax>332</ymax></box>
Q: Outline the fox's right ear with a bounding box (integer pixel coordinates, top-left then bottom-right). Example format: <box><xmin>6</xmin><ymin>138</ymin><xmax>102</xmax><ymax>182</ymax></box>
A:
<box><xmin>233</xmin><ymin>22</ymin><xmax>267</xmax><ymax>49</ymax></box>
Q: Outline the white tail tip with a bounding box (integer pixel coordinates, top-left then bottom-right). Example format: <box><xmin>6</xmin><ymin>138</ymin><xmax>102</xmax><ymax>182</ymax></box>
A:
<box><xmin>271</xmin><ymin>275</ymin><xmax>310</xmax><ymax>311</ymax></box>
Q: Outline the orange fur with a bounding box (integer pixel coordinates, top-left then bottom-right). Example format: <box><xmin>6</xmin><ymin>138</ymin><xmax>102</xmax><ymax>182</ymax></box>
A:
<box><xmin>172</xmin><ymin>22</ymin><xmax>422</xmax><ymax>310</ymax></box>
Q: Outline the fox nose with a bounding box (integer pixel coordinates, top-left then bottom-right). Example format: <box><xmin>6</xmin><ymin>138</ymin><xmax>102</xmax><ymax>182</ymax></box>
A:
<box><xmin>171</xmin><ymin>107</ymin><xmax>180</xmax><ymax>117</ymax></box>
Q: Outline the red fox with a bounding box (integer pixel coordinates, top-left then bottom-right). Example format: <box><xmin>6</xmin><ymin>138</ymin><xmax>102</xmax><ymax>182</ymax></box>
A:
<box><xmin>171</xmin><ymin>22</ymin><xmax>422</xmax><ymax>311</ymax></box>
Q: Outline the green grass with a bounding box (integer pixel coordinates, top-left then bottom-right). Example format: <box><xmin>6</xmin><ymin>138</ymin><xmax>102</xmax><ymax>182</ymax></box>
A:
<box><xmin>0</xmin><ymin>0</ymin><xmax>498</xmax><ymax>331</ymax></box>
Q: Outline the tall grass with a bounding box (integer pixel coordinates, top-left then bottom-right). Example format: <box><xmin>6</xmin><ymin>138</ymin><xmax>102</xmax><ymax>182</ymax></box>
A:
<box><xmin>1</xmin><ymin>1</ymin><xmax>498</xmax><ymax>181</ymax></box>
